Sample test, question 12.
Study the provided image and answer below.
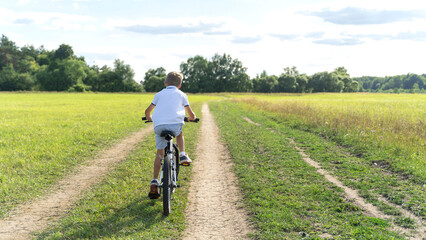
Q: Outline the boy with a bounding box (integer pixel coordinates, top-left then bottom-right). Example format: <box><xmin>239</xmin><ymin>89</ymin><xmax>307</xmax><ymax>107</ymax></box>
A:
<box><xmin>144</xmin><ymin>71</ymin><xmax>196</xmax><ymax>199</ymax></box>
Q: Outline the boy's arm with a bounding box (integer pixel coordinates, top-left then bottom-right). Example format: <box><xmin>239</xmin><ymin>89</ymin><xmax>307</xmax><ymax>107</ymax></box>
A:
<box><xmin>185</xmin><ymin>106</ymin><xmax>196</xmax><ymax>121</ymax></box>
<box><xmin>145</xmin><ymin>104</ymin><xmax>155</xmax><ymax>122</ymax></box>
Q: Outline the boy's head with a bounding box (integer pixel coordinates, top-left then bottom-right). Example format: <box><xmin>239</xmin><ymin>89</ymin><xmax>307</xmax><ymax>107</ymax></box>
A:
<box><xmin>165</xmin><ymin>71</ymin><xmax>183</xmax><ymax>87</ymax></box>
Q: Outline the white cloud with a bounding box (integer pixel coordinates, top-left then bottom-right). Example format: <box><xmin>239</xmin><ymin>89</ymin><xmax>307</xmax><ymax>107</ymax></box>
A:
<box><xmin>107</xmin><ymin>17</ymin><xmax>234</xmax><ymax>36</ymax></box>
<box><xmin>1</xmin><ymin>7</ymin><xmax>97</xmax><ymax>31</ymax></box>
<box><xmin>231</xmin><ymin>36</ymin><xmax>262</xmax><ymax>44</ymax></box>
<box><xmin>3</xmin><ymin>0</ymin><xmax>426</xmax><ymax>80</ymax></box>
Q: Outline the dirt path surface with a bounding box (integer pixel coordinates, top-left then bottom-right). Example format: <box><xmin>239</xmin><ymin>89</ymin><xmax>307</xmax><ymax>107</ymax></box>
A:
<box><xmin>0</xmin><ymin>127</ymin><xmax>152</xmax><ymax>240</ymax></box>
<box><xmin>183</xmin><ymin>103</ymin><xmax>253</xmax><ymax>240</ymax></box>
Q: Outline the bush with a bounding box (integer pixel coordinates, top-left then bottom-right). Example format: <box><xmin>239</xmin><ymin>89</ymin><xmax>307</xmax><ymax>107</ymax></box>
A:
<box><xmin>68</xmin><ymin>83</ymin><xmax>91</xmax><ymax>92</ymax></box>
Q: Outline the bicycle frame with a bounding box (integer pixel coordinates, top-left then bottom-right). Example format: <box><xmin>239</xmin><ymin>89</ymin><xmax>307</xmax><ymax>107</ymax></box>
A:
<box><xmin>159</xmin><ymin>137</ymin><xmax>179</xmax><ymax>190</ymax></box>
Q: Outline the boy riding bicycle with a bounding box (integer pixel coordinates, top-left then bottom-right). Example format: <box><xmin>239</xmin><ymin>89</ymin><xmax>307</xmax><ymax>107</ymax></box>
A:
<box><xmin>144</xmin><ymin>71</ymin><xmax>196</xmax><ymax>199</ymax></box>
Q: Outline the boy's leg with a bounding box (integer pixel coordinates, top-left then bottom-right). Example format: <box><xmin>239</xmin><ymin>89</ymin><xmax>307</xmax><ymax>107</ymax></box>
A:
<box><xmin>177</xmin><ymin>131</ymin><xmax>192</xmax><ymax>165</ymax></box>
<box><xmin>149</xmin><ymin>148</ymin><xmax>163</xmax><ymax>199</ymax></box>
<box><xmin>153</xmin><ymin>148</ymin><xmax>164</xmax><ymax>179</ymax></box>
<box><xmin>176</xmin><ymin>131</ymin><xmax>184</xmax><ymax>153</ymax></box>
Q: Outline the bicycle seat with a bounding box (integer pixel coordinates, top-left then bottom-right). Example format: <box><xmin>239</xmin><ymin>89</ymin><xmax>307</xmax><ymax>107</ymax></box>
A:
<box><xmin>160</xmin><ymin>130</ymin><xmax>175</xmax><ymax>139</ymax></box>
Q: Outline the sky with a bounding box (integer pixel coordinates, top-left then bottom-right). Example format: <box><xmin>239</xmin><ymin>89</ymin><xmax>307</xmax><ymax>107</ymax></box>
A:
<box><xmin>1</xmin><ymin>0</ymin><xmax>426</xmax><ymax>81</ymax></box>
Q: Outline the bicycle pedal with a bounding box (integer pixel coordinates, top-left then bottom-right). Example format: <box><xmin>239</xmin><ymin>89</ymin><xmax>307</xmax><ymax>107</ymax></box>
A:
<box><xmin>180</xmin><ymin>163</ymin><xmax>191</xmax><ymax>166</ymax></box>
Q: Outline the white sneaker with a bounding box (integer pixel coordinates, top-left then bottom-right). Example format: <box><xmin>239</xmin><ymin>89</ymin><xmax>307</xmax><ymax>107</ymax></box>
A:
<box><xmin>180</xmin><ymin>154</ymin><xmax>192</xmax><ymax>166</ymax></box>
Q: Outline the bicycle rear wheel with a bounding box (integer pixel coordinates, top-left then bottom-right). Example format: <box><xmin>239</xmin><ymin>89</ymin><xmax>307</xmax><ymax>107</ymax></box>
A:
<box><xmin>162</xmin><ymin>156</ymin><xmax>172</xmax><ymax>216</ymax></box>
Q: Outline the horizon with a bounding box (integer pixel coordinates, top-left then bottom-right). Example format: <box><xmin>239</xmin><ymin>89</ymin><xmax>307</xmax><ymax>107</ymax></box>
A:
<box><xmin>1</xmin><ymin>0</ymin><xmax>426</xmax><ymax>81</ymax></box>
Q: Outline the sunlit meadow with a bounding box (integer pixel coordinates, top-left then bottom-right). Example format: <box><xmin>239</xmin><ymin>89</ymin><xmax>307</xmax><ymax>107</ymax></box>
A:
<box><xmin>231</xmin><ymin>93</ymin><xmax>425</xmax><ymax>182</ymax></box>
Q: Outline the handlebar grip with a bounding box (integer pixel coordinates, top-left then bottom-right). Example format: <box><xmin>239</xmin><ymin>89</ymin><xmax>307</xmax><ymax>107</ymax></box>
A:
<box><xmin>184</xmin><ymin>117</ymin><xmax>200</xmax><ymax>123</ymax></box>
<box><xmin>141</xmin><ymin>116</ymin><xmax>152</xmax><ymax>123</ymax></box>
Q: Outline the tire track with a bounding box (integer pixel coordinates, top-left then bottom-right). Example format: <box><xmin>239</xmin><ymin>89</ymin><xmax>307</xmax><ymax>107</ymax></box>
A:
<box><xmin>244</xmin><ymin>116</ymin><xmax>425</xmax><ymax>240</ymax></box>
<box><xmin>0</xmin><ymin>127</ymin><xmax>153</xmax><ymax>240</ymax></box>
<box><xmin>183</xmin><ymin>103</ymin><xmax>253</xmax><ymax>240</ymax></box>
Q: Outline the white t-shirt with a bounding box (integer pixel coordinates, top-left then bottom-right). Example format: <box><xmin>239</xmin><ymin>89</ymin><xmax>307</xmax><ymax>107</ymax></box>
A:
<box><xmin>152</xmin><ymin>86</ymin><xmax>190</xmax><ymax>128</ymax></box>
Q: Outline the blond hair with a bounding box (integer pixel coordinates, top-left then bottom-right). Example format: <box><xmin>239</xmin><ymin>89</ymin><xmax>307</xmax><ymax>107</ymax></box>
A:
<box><xmin>165</xmin><ymin>71</ymin><xmax>183</xmax><ymax>87</ymax></box>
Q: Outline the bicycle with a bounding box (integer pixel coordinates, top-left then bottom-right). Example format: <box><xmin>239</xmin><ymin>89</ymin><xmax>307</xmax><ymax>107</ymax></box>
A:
<box><xmin>142</xmin><ymin>116</ymin><xmax>199</xmax><ymax>216</ymax></box>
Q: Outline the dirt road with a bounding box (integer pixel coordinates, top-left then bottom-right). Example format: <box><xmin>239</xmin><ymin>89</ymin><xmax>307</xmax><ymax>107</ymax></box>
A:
<box><xmin>183</xmin><ymin>103</ymin><xmax>253</xmax><ymax>240</ymax></box>
<box><xmin>0</xmin><ymin>127</ymin><xmax>152</xmax><ymax>240</ymax></box>
<box><xmin>0</xmin><ymin>103</ymin><xmax>254</xmax><ymax>240</ymax></box>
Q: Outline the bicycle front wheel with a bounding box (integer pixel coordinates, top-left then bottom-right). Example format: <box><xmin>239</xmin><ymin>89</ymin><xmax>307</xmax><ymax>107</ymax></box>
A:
<box><xmin>162</xmin><ymin>156</ymin><xmax>172</xmax><ymax>216</ymax></box>
<box><xmin>173</xmin><ymin>144</ymin><xmax>180</xmax><ymax>181</ymax></box>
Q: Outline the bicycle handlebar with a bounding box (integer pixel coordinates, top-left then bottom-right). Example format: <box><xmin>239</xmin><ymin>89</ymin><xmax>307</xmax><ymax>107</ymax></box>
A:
<box><xmin>142</xmin><ymin>117</ymin><xmax>199</xmax><ymax>123</ymax></box>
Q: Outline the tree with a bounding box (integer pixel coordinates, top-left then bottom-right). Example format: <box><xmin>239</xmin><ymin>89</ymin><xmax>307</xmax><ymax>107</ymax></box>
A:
<box><xmin>404</xmin><ymin>74</ymin><xmax>425</xmax><ymax>90</ymax></box>
<box><xmin>113</xmin><ymin>59</ymin><xmax>140</xmax><ymax>92</ymax></box>
<box><xmin>332</xmin><ymin>67</ymin><xmax>358</xmax><ymax>92</ymax></box>
<box><xmin>144</xmin><ymin>75</ymin><xmax>165</xmax><ymax>92</ymax></box>
<box><xmin>382</xmin><ymin>76</ymin><xmax>402</xmax><ymax>90</ymax></box>
<box><xmin>93</xmin><ymin>59</ymin><xmax>141</xmax><ymax>92</ymax></box>
<box><xmin>372</xmin><ymin>78</ymin><xmax>383</xmax><ymax>90</ymax></box>
<box><xmin>308</xmin><ymin>72</ymin><xmax>327</xmax><ymax>92</ymax></box>
<box><xmin>179</xmin><ymin>53</ymin><xmax>251</xmax><ymax>92</ymax></box>
<box><xmin>308</xmin><ymin>71</ymin><xmax>344</xmax><ymax>92</ymax></box>
<box><xmin>143</xmin><ymin>67</ymin><xmax>166</xmax><ymax>92</ymax></box>
<box><xmin>180</xmin><ymin>56</ymin><xmax>209</xmax><ymax>93</ymax></box>
<box><xmin>144</xmin><ymin>67</ymin><xmax>166</xmax><ymax>82</ymax></box>
<box><xmin>229</xmin><ymin>73</ymin><xmax>252</xmax><ymax>92</ymax></box>
<box><xmin>0</xmin><ymin>35</ymin><xmax>20</xmax><ymax>71</ymax></box>
<box><xmin>296</xmin><ymin>74</ymin><xmax>309</xmax><ymax>93</ymax></box>
<box><xmin>412</xmin><ymin>83</ymin><xmax>421</xmax><ymax>93</ymax></box>
<box><xmin>276</xmin><ymin>74</ymin><xmax>297</xmax><ymax>92</ymax></box>
<box><xmin>0</xmin><ymin>64</ymin><xmax>34</xmax><ymax>91</ymax></box>
<box><xmin>283</xmin><ymin>66</ymin><xmax>299</xmax><ymax>76</ymax></box>
<box><xmin>208</xmin><ymin>53</ymin><xmax>249</xmax><ymax>92</ymax></box>
<box><xmin>37</xmin><ymin>58</ymin><xmax>88</xmax><ymax>91</ymax></box>
<box><xmin>53</xmin><ymin>44</ymin><xmax>74</xmax><ymax>60</ymax></box>
<box><xmin>253</xmin><ymin>71</ymin><xmax>278</xmax><ymax>93</ymax></box>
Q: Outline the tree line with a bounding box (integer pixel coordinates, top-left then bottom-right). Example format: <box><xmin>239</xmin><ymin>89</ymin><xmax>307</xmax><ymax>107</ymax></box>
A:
<box><xmin>1</xmin><ymin>35</ymin><xmax>424</xmax><ymax>93</ymax></box>
<box><xmin>0</xmin><ymin>35</ymin><xmax>141</xmax><ymax>92</ymax></box>
<box><xmin>354</xmin><ymin>74</ymin><xmax>426</xmax><ymax>93</ymax></box>
<box><xmin>143</xmin><ymin>56</ymin><xmax>359</xmax><ymax>93</ymax></box>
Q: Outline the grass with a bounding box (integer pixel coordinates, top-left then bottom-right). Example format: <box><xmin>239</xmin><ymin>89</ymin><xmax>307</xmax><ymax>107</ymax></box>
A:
<box><xmin>0</xmin><ymin>93</ymin><xmax>154</xmax><ymax>217</ymax></box>
<box><xmin>227</xmin><ymin>93</ymin><xmax>425</xmax><ymax>222</ymax></box>
<box><xmin>230</xmin><ymin>93</ymin><xmax>425</xmax><ymax>184</ymax></box>
<box><xmin>2</xmin><ymin>92</ymin><xmax>423</xmax><ymax>239</ymax></box>
<box><xmin>209</xmin><ymin>100</ymin><xmax>415</xmax><ymax>239</ymax></box>
<box><xmin>0</xmin><ymin>93</ymin><xmax>216</xmax><ymax>218</ymax></box>
<box><xmin>249</xmin><ymin>108</ymin><xmax>424</xmax><ymax>221</ymax></box>
<box><xmin>35</xmin><ymin>102</ymin><xmax>202</xmax><ymax>239</ymax></box>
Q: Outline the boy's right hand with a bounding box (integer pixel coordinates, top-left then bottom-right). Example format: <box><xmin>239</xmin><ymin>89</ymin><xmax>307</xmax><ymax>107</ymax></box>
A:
<box><xmin>187</xmin><ymin>115</ymin><xmax>196</xmax><ymax>122</ymax></box>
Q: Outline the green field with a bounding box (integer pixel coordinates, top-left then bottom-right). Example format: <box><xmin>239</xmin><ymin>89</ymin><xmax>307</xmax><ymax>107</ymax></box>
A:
<box><xmin>0</xmin><ymin>93</ymin><xmax>149</xmax><ymax>217</ymax></box>
<box><xmin>210</xmin><ymin>99</ymin><xmax>424</xmax><ymax>239</ymax></box>
<box><xmin>0</xmin><ymin>93</ymin><xmax>214</xmax><ymax>217</ymax></box>
<box><xmin>230</xmin><ymin>93</ymin><xmax>425</xmax><ymax>183</ymax></box>
<box><xmin>0</xmin><ymin>92</ymin><xmax>424</xmax><ymax>239</ymax></box>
